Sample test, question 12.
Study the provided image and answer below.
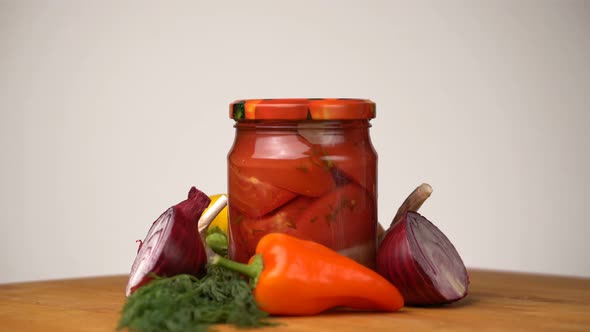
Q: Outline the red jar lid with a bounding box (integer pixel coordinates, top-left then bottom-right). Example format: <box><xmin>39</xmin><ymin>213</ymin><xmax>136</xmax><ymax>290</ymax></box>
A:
<box><xmin>230</xmin><ymin>98</ymin><xmax>376</xmax><ymax>120</ymax></box>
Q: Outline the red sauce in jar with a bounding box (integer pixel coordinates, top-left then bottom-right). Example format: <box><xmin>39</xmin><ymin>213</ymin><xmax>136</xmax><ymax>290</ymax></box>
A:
<box><xmin>227</xmin><ymin>99</ymin><xmax>378</xmax><ymax>268</ymax></box>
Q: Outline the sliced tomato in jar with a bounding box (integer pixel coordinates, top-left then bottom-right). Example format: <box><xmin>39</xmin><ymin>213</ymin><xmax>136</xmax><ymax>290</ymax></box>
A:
<box><xmin>295</xmin><ymin>183</ymin><xmax>376</xmax><ymax>250</ymax></box>
<box><xmin>229</xmin><ymin>130</ymin><xmax>335</xmax><ymax>197</ymax></box>
<box><xmin>228</xmin><ymin>163</ymin><xmax>297</xmax><ymax>218</ymax></box>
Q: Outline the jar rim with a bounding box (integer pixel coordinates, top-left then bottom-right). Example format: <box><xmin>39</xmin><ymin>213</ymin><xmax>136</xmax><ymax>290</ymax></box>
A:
<box><xmin>230</xmin><ymin>98</ymin><xmax>376</xmax><ymax>121</ymax></box>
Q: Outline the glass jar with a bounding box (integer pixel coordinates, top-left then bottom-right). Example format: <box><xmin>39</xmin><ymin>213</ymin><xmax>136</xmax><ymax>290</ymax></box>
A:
<box><xmin>227</xmin><ymin>98</ymin><xmax>378</xmax><ymax>268</ymax></box>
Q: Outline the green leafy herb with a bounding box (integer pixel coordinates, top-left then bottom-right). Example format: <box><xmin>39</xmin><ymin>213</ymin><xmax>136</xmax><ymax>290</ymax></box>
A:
<box><xmin>231</xmin><ymin>214</ymin><xmax>244</xmax><ymax>225</ymax></box>
<box><xmin>295</xmin><ymin>165</ymin><xmax>310</xmax><ymax>173</ymax></box>
<box><xmin>251</xmin><ymin>229</ymin><xmax>265</xmax><ymax>235</ymax></box>
<box><xmin>323</xmin><ymin>197</ymin><xmax>356</xmax><ymax>224</ymax></box>
<box><xmin>285</xmin><ymin>219</ymin><xmax>297</xmax><ymax>229</ymax></box>
<box><xmin>118</xmin><ymin>265</ymin><xmax>272</xmax><ymax>332</ymax></box>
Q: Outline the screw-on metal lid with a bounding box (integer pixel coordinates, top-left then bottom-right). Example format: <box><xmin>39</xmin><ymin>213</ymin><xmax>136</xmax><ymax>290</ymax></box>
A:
<box><xmin>230</xmin><ymin>98</ymin><xmax>376</xmax><ymax>121</ymax></box>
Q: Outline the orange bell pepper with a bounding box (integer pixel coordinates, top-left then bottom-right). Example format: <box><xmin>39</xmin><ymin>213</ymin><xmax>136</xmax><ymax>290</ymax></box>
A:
<box><xmin>212</xmin><ymin>233</ymin><xmax>404</xmax><ymax>315</ymax></box>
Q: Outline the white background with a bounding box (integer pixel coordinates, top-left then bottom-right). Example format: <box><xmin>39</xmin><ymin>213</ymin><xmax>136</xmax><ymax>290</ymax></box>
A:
<box><xmin>1</xmin><ymin>0</ymin><xmax>589</xmax><ymax>283</ymax></box>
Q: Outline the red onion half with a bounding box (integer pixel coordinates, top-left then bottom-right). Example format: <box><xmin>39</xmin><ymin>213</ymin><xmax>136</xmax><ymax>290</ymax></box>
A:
<box><xmin>125</xmin><ymin>187</ymin><xmax>210</xmax><ymax>296</ymax></box>
<box><xmin>377</xmin><ymin>211</ymin><xmax>469</xmax><ymax>306</ymax></box>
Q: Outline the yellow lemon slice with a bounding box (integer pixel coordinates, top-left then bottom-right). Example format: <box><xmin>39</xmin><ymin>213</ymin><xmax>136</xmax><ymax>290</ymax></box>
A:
<box><xmin>205</xmin><ymin>194</ymin><xmax>229</xmax><ymax>234</ymax></box>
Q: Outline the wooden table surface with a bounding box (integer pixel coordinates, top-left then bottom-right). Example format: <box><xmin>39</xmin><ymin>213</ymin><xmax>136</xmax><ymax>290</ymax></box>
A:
<box><xmin>0</xmin><ymin>269</ymin><xmax>588</xmax><ymax>332</ymax></box>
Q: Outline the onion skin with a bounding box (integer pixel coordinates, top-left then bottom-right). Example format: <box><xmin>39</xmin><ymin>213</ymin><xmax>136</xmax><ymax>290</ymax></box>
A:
<box><xmin>125</xmin><ymin>187</ymin><xmax>210</xmax><ymax>296</ymax></box>
<box><xmin>377</xmin><ymin>211</ymin><xmax>469</xmax><ymax>306</ymax></box>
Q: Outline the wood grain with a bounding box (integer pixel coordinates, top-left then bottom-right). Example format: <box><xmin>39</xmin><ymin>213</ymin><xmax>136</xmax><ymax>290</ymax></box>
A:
<box><xmin>0</xmin><ymin>269</ymin><xmax>589</xmax><ymax>331</ymax></box>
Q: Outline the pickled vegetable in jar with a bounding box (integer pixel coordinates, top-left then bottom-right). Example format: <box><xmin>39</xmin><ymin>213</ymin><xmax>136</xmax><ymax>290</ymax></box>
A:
<box><xmin>227</xmin><ymin>98</ymin><xmax>378</xmax><ymax>268</ymax></box>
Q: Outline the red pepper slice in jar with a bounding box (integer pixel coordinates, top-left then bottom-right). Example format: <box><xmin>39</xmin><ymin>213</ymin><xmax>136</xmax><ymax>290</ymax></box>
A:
<box><xmin>295</xmin><ymin>183</ymin><xmax>376</xmax><ymax>251</ymax></box>
<box><xmin>230</xmin><ymin>183</ymin><xmax>376</xmax><ymax>265</ymax></box>
<box><xmin>229</xmin><ymin>196</ymin><xmax>314</xmax><ymax>262</ymax></box>
<box><xmin>296</xmin><ymin>119</ymin><xmax>377</xmax><ymax>192</ymax></box>
<box><xmin>228</xmin><ymin>130</ymin><xmax>336</xmax><ymax>197</ymax></box>
<box><xmin>228</xmin><ymin>163</ymin><xmax>297</xmax><ymax>218</ymax></box>
<box><xmin>321</xmin><ymin>140</ymin><xmax>377</xmax><ymax>192</ymax></box>
<box><xmin>227</xmin><ymin>206</ymin><xmax>252</xmax><ymax>264</ymax></box>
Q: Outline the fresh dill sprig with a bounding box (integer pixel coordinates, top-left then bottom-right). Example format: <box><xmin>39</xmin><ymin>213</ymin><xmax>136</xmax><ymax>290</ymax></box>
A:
<box><xmin>117</xmin><ymin>264</ymin><xmax>272</xmax><ymax>332</ymax></box>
